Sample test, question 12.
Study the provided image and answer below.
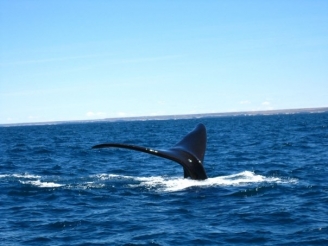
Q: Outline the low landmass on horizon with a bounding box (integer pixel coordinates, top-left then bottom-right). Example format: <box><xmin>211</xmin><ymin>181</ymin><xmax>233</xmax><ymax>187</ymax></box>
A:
<box><xmin>2</xmin><ymin>107</ymin><xmax>328</xmax><ymax>127</ymax></box>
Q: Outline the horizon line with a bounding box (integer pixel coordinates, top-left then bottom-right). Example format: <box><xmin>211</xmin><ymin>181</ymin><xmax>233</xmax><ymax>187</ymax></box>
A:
<box><xmin>1</xmin><ymin>106</ymin><xmax>328</xmax><ymax>127</ymax></box>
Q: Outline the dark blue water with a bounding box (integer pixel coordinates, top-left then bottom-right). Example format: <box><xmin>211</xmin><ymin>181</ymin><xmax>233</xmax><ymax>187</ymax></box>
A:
<box><xmin>1</xmin><ymin>113</ymin><xmax>327</xmax><ymax>245</ymax></box>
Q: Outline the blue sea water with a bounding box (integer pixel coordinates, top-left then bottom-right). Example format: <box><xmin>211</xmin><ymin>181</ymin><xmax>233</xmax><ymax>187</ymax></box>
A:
<box><xmin>1</xmin><ymin>113</ymin><xmax>327</xmax><ymax>245</ymax></box>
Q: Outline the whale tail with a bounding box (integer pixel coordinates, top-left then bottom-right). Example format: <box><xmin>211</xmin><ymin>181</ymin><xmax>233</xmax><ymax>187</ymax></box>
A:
<box><xmin>92</xmin><ymin>123</ymin><xmax>208</xmax><ymax>180</ymax></box>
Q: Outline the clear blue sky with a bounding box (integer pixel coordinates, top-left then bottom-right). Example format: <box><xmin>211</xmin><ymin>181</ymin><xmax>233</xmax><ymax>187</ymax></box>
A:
<box><xmin>1</xmin><ymin>1</ymin><xmax>327</xmax><ymax>124</ymax></box>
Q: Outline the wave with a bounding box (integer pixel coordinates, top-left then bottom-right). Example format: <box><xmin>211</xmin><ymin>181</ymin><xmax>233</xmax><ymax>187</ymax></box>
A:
<box><xmin>1</xmin><ymin>171</ymin><xmax>297</xmax><ymax>191</ymax></box>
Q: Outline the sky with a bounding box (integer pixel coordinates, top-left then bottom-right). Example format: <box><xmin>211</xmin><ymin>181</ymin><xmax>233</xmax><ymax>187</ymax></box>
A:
<box><xmin>0</xmin><ymin>0</ymin><xmax>327</xmax><ymax>124</ymax></box>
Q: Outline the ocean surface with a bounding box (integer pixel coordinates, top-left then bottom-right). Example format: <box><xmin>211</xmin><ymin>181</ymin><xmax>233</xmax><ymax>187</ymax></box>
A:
<box><xmin>1</xmin><ymin>113</ymin><xmax>327</xmax><ymax>245</ymax></box>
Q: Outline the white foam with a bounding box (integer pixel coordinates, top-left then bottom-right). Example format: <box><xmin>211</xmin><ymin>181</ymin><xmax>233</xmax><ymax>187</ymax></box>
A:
<box><xmin>20</xmin><ymin>180</ymin><xmax>63</xmax><ymax>188</ymax></box>
<box><xmin>130</xmin><ymin>171</ymin><xmax>292</xmax><ymax>192</ymax></box>
<box><xmin>72</xmin><ymin>182</ymin><xmax>106</xmax><ymax>189</ymax></box>
<box><xmin>0</xmin><ymin>173</ymin><xmax>62</xmax><ymax>188</ymax></box>
<box><xmin>2</xmin><ymin>171</ymin><xmax>296</xmax><ymax>191</ymax></box>
<box><xmin>94</xmin><ymin>173</ymin><xmax>134</xmax><ymax>180</ymax></box>
<box><xmin>0</xmin><ymin>173</ymin><xmax>41</xmax><ymax>179</ymax></box>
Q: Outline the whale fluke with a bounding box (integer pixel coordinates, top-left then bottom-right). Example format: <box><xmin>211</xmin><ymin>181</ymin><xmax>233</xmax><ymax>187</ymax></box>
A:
<box><xmin>92</xmin><ymin>123</ymin><xmax>208</xmax><ymax>180</ymax></box>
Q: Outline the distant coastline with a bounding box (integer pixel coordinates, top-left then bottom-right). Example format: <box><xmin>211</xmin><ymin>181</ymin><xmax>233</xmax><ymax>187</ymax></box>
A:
<box><xmin>2</xmin><ymin>107</ymin><xmax>328</xmax><ymax>127</ymax></box>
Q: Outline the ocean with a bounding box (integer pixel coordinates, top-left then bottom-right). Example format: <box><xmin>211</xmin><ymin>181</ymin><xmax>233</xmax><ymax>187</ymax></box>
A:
<box><xmin>1</xmin><ymin>113</ymin><xmax>327</xmax><ymax>245</ymax></box>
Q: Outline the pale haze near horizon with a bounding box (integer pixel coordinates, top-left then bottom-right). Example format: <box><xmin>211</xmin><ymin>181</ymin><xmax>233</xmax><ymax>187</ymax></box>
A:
<box><xmin>0</xmin><ymin>1</ymin><xmax>327</xmax><ymax>124</ymax></box>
